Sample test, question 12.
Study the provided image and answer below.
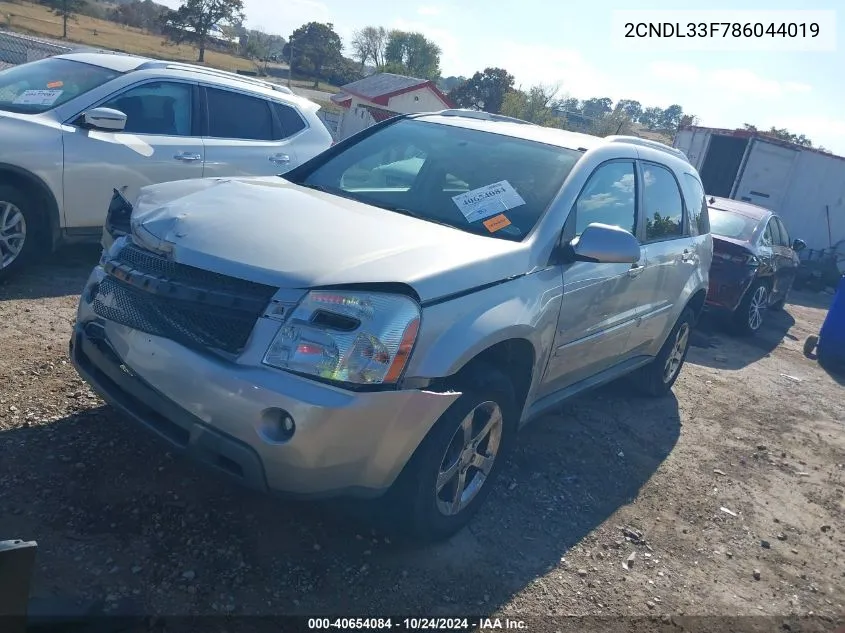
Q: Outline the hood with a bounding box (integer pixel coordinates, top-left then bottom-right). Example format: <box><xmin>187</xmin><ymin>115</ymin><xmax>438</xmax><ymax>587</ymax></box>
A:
<box><xmin>130</xmin><ymin>177</ymin><xmax>531</xmax><ymax>302</ymax></box>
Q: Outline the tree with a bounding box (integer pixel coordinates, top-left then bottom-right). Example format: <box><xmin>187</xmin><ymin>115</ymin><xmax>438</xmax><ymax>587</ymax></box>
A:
<box><xmin>40</xmin><ymin>0</ymin><xmax>86</xmax><ymax>39</ymax></box>
<box><xmin>581</xmin><ymin>97</ymin><xmax>613</xmax><ymax>119</ymax></box>
<box><xmin>283</xmin><ymin>22</ymin><xmax>343</xmax><ymax>87</ymax></box>
<box><xmin>449</xmin><ymin>67</ymin><xmax>515</xmax><ymax>113</ymax></box>
<box><xmin>500</xmin><ymin>84</ymin><xmax>562</xmax><ymax>127</ymax></box>
<box><xmin>111</xmin><ymin>0</ymin><xmax>170</xmax><ymax>33</ymax></box>
<box><xmin>658</xmin><ymin>104</ymin><xmax>684</xmax><ymax>131</ymax></box>
<box><xmin>438</xmin><ymin>75</ymin><xmax>466</xmax><ymax>93</ymax></box>
<box><xmin>640</xmin><ymin>106</ymin><xmax>663</xmax><ymax>129</ymax></box>
<box><xmin>350</xmin><ymin>26</ymin><xmax>387</xmax><ymax>70</ymax></box>
<box><xmin>616</xmin><ymin>99</ymin><xmax>642</xmax><ymax>122</ymax></box>
<box><xmin>741</xmin><ymin>123</ymin><xmax>813</xmax><ymax>147</ymax></box>
<box><xmin>165</xmin><ymin>0</ymin><xmax>245</xmax><ymax>62</ymax></box>
<box><xmin>678</xmin><ymin>113</ymin><xmax>699</xmax><ymax>128</ymax></box>
<box><xmin>384</xmin><ymin>30</ymin><xmax>441</xmax><ymax>80</ymax></box>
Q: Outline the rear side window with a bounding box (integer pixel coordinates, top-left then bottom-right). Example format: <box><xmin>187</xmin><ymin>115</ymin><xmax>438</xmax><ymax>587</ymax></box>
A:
<box><xmin>273</xmin><ymin>102</ymin><xmax>307</xmax><ymax>138</ymax></box>
<box><xmin>102</xmin><ymin>81</ymin><xmax>193</xmax><ymax>136</ymax></box>
<box><xmin>642</xmin><ymin>163</ymin><xmax>685</xmax><ymax>241</ymax></box>
<box><xmin>574</xmin><ymin>161</ymin><xmax>637</xmax><ymax>236</ymax></box>
<box><xmin>768</xmin><ymin>218</ymin><xmax>782</xmax><ymax>246</ymax></box>
<box><xmin>206</xmin><ymin>88</ymin><xmax>273</xmax><ymax>140</ymax></box>
<box><xmin>761</xmin><ymin>220</ymin><xmax>775</xmax><ymax>246</ymax></box>
<box><xmin>682</xmin><ymin>173</ymin><xmax>710</xmax><ymax>235</ymax></box>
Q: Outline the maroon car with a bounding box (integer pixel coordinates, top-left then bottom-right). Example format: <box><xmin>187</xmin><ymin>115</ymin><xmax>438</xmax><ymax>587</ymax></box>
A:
<box><xmin>705</xmin><ymin>196</ymin><xmax>806</xmax><ymax>335</ymax></box>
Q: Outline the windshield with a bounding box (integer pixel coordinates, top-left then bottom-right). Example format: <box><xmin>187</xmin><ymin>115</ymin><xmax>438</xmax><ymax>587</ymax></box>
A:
<box><xmin>0</xmin><ymin>58</ymin><xmax>121</xmax><ymax>114</ymax></box>
<box><xmin>289</xmin><ymin>118</ymin><xmax>583</xmax><ymax>241</ymax></box>
<box><xmin>708</xmin><ymin>208</ymin><xmax>759</xmax><ymax>241</ymax></box>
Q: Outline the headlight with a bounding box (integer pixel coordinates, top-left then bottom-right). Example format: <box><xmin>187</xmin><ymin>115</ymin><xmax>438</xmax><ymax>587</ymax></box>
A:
<box><xmin>263</xmin><ymin>290</ymin><xmax>421</xmax><ymax>385</ymax></box>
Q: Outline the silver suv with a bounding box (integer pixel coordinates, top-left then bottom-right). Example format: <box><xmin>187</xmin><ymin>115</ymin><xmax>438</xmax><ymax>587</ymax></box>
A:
<box><xmin>71</xmin><ymin>111</ymin><xmax>712</xmax><ymax>541</ymax></box>
<box><xmin>0</xmin><ymin>53</ymin><xmax>333</xmax><ymax>277</ymax></box>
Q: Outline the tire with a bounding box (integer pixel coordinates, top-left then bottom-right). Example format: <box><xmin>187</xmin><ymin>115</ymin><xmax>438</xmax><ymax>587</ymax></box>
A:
<box><xmin>386</xmin><ymin>364</ymin><xmax>517</xmax><ymax>543</ymax></box>
<box><xmin>732</xmin><ymin>281</ymin><xmax>768</xmax><ymax>336</ymax></box>
<box><xmin>803</xmin><ymin>335</ymin><xmax>818</xmax><ymax>357</ymax></box>
<box><xmin>0</xmin><ymin>184</ymin><xmax>38</xmax><ymax>280</ymax></box>
<box><xmin>630</xmin><ymin>308</ymin><xmax>694</xmax><ymax>397</ymax></box>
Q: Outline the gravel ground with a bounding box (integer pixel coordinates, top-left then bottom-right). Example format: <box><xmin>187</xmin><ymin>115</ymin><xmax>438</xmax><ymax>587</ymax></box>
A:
<box><xmin>1</xmin><ymin>247</ymin><xmax>843</xmax><ymax>631</ymax></box>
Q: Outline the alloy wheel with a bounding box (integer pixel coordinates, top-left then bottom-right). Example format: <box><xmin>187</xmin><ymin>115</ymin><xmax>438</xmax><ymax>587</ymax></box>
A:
<box><xmin>748</xmin><ymin>286</ymin><xmax>767</xmax><ymax>331</ymax></box>
<box><xmin>0</xmin><ymin>201</ymin><xmax>27</xmax><ymax>270</ymax></box>
<box><xmin>435</xmin><ymin>401</ymin><xmax>503</xmax><ymax>516</ymax></box>
<box><xmin>663</xmin><ymin>322</ymin><xmax>690</xmax><ymax>383</ymax></box>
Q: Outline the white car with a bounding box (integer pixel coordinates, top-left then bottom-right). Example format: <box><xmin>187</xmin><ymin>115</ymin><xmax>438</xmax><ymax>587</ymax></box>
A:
<box><xmin>0</xmin><ymin>52</ymin><xmax>334</xmax><ymax>277</ymax></box>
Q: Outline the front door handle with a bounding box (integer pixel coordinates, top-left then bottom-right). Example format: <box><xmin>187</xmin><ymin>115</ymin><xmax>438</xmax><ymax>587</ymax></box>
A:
<box><xmin>628</xmin><ymin>262</ymin><xmax>644</xmax><ymax>278</ymax></box>
<box><xmin>270</xmin><ymin>153</ymin><xmax>291</xmax><ymax>165</ymax></box>
<box><xmin>174</xmin><ymin>152</ymin><xmax>202</xmax><ymax>162</ymax></box>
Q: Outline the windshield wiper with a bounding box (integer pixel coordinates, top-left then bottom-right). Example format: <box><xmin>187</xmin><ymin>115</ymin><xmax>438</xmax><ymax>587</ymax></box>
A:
<box><xmin>371</xmin><ymin>204</ymin><xmax>461</xmax><ymax>231</ymax></box>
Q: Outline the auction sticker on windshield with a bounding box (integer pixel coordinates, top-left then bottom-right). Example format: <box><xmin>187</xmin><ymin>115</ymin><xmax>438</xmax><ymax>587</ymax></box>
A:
<box><xmin>452</xmin><ymin>180</ymin><xmax>526</xmax><ymax>223</ymax></box>
<box><xmin>13</xmin><ymin>89</ymin><xmax>63</xmax><ymax>106</ymax></box>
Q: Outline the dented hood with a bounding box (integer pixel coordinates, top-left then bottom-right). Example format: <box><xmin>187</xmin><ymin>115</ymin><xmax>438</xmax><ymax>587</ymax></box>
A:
<box><xmin>129</xmin><ymin>177</ymin><xmax>529</xmax><ymax>301</ymax></box>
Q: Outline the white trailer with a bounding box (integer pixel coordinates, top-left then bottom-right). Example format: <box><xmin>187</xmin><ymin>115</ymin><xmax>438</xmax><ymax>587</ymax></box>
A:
<box><xmin>674</xmin><ymin>126</ymin><xmax>845</xmax><ymax>253</ymax></box>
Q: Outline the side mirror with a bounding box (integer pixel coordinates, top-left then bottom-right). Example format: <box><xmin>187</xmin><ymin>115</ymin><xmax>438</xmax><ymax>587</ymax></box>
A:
<box><xmin>792</xmin><ymin>238</ymin><xmax>806</xmax><ymax>252</ymax></box>
<box><xmin>565</xmin><ymin>223</ymin><xmax>641</xmax><ymax>264</ymax></box>
<box><xmin>82</xmin><ymin>107</ymin><xmax>127</xmax><ymax>132</ymax></box>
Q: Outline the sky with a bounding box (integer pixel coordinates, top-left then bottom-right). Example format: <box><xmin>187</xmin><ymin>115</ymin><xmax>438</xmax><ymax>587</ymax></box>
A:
<box><xmin>185</xmin><ymin>0</ymin><xmax>844</xmax><ymax>153</ymax></box>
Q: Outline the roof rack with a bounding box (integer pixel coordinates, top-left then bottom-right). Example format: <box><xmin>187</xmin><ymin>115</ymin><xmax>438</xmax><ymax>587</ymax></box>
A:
<box><xmin>435</xmin><ymin>109</ymin><xmax>536</xmax><ymax>125</ymax></box>
<box><xmin>139</xmin><ymin>61</ymin><xmax>294</xmax><ymax>94</ymax></box>
<box><xmin>604</xmin><ymin>135</ymin><xmax>689</xmax><ymax>160</ymax></box>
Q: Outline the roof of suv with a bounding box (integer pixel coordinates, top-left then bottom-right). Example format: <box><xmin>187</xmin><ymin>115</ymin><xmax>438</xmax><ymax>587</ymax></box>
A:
<box><xmin>412</xmin><ymin>112</ymin><xmax>691</xmax><ymax>162</ymax></box>
<box><xmin>54</xmin><ymin>52</ymin><xmax>301</xmax><ymax>102</ymax></box>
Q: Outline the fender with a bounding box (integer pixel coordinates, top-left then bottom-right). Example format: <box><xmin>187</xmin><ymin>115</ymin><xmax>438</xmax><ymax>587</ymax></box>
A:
<box><xmin>404</xmin><ymin>267</ymin><xmax>562</xmax><ymax>385</ymax></box>
<box><xmin>0</xmin><ymin>162</ymin><xmax>62</xmax><ymax>250</ymax></box>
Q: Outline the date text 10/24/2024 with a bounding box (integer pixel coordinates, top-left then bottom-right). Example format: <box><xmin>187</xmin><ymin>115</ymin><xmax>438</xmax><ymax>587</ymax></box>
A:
<box><xmin>307</xmin><ymin>618</ymin><xmax>528</xmax><ymax>631</ymax></box>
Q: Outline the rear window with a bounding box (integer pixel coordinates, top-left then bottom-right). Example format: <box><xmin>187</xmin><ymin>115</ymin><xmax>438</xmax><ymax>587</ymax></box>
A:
<box><xmin>0</xmin><ymin>57</ymin><xmax>120</xmax><ymax>114</ymax></box>
<box><xmin>291</xmin><ymin>119</ymin><xmax>583</xmax><ymax>241</ymax></box>
<box><xmin>708</xmin><ymin>208</ymin><xmax>758</xmax><ymax>241</ymax></box>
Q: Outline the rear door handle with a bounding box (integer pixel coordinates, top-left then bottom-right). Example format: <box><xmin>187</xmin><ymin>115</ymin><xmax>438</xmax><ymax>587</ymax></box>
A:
<box><xmin>174</xmin><ymin>152</ymin><xmax>202</xmax><ymax>162</ymax></box>
<box><xmin>270</xmin><ymin>153</ymin><xmax>290</xmax><ymax>165</ymax></box>
<box><xmin>628</xmin><ymin>262</ymin><xmax>644</xmax><ymax>278</ymax></box>
<box><xmin>681</xmin><ymin>248</ymin><xmax>695</xmax><ymax>262</ymax></box>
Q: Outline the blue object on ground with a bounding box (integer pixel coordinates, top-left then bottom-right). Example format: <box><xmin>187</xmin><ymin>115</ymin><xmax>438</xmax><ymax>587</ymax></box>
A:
<box><xmin>818</xmin><ymin>275</ymin><xmax>845</xmax><ymax>366</ymax></box>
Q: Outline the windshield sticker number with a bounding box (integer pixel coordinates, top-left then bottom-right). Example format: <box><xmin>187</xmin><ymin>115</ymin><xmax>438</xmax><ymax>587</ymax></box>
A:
<box><xmin>452</xmin><ymin>180</ymin><xmax>526</xmax><ymax>223</ymax></box>
<box><xmin>13</xmin><ymin>89</ymin><xmax>63</xmax><ymax>106</ymax></box>
<box><xmin>483</xmin><ymin>214</ymin><xmax>512</xmax><ymax>233</ymax></box>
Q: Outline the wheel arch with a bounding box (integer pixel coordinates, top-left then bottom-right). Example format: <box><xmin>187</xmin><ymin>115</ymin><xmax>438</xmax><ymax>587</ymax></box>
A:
<box><xmin>0</xmin><ymin>163</ymin><xmax>61</xmax><ymax>250</ymax></box>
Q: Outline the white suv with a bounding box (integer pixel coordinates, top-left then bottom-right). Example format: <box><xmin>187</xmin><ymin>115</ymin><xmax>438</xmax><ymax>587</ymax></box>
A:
<box><xmin>0</xmin><ymin>52</ymin><xmax>334</xmax><ymax>277</ymax></box>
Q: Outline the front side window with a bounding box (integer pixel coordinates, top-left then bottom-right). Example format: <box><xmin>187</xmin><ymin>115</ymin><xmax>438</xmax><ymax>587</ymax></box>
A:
<box><xmin>643</xmin><ymin>163</ymin><xmax>685</xmax><ymax>241</ymax></box>
<box><xmin>0</xmin><ymin>58</ymin><xmax>120</xmax><ymax>114</ymax></box>
<box><xmin>206</xmin><ymin>88</ymin><xmax>273</xmax><ymax>141</ymax></box>
<box><xmin>288</xmin><ymin>118</ymin><xmax>583</xmax><ymax>241</ymax></box>
<box><xmin>102</xmin><ymin>81</ymin><xmax>193</xmax><ymax>136</ymax></box>
<box><xmin>573</xmin><ymin>161</ymin><xmax>637</xmax><ymax>236</ymax></box>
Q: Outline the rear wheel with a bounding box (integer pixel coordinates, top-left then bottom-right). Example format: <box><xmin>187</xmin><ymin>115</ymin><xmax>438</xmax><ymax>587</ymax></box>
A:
<box><xmin>733</xmin><ymin>282</ymin><xmax>768</xmax><ymax>336</ymax></box>
<box><xmin>0</xmin><ymin>185</ymin><xmax>37</xmax><ymax>279</ymax></box>
<box><xmin>387</xmin><ymin>364</ymin><xmax>517</xmax><ymax>542</ymax></box>
<box><xmin>630</xmin><ymin>308</ymin><xmax>694</xmax><ymax>397</ymax></box>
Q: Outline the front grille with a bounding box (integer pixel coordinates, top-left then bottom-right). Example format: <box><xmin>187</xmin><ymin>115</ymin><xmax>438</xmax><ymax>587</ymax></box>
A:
<box><xmin>91</xmin><ymin>241</ymin><xmax>278</xmax><ymax>355</ymax></box>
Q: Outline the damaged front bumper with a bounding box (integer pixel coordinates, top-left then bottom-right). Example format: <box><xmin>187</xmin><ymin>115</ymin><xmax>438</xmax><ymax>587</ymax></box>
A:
<box><xmin>70</xmin><ymin>268</ymin><xmax>460</xmax><ymax>499</ymax></box>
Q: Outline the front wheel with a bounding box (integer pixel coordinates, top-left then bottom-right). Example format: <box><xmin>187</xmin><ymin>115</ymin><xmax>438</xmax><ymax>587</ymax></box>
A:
<box><xmin>630</xmin><ymin>308</ymin><xmax>694</xmax><ymax>397</ymax></box>
<box><xmin>388</xmin><ymin>365</ymin><xmax>517</xmax><ymax>543</ymax></box>
<box><xmin>0</xmin><ymin>185</ymin><xmax>35</xmax><ymax>279</ymax></box>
